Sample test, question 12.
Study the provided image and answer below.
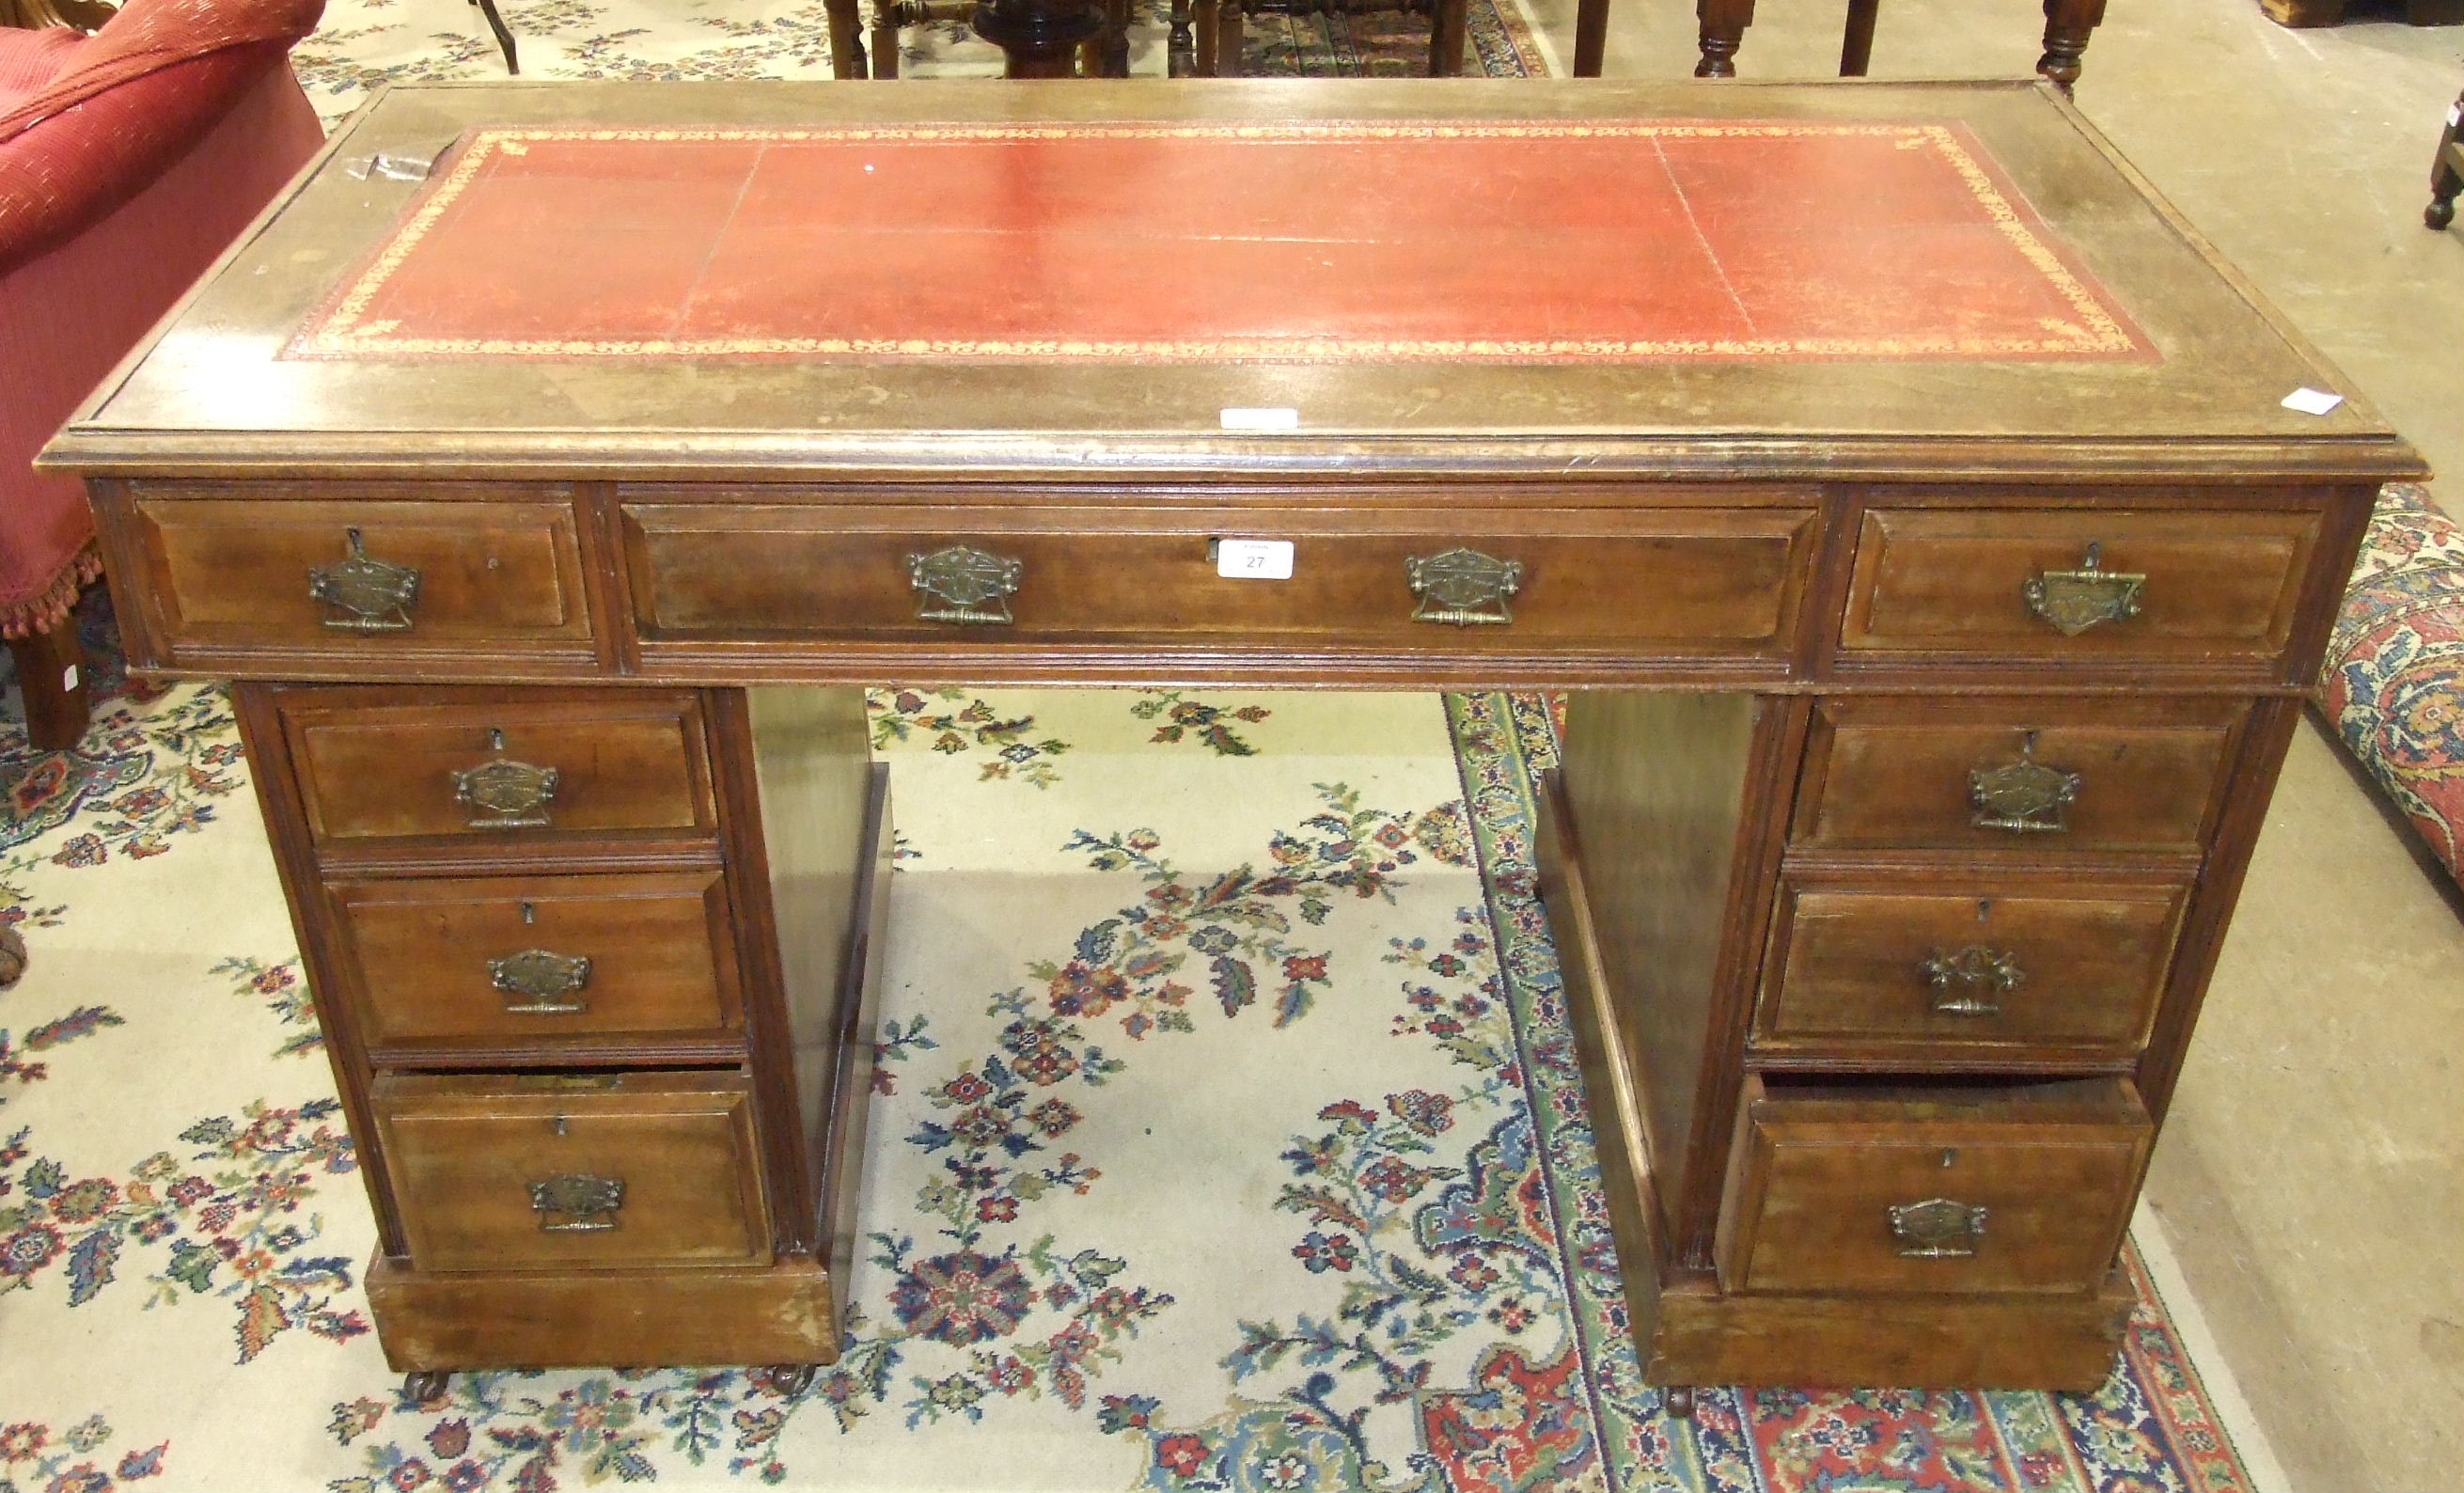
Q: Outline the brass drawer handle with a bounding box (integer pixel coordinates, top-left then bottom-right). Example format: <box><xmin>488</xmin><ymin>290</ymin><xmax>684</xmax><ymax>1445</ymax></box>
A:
<box><xmin>308</xmin><ymin>527</ymin><xmax>422</xmax><ymax>632</ymax></box>
<box><xmin>1405</xmin><ymin>546</ymin><xmax>1524</xmax><ymax>626</ymax></box>
<box><xmin>488</xmin><ymin>948</ymin><xmax>591</xmax><ymax>1014</ymax></box>
<box><xmin>1888</xmin><ymin>1197</ymin><xmax>1987</xmax><ymax>1258</ymax></box>
<box><xmin>2022</xmin><ymin>542</ymin><xmax>2143</xmax><ymax>636</ymax></box>
<box><xmin>451</xmin><ymin>729</ymin><xmax>559</xmax><ymax>829</ymax></box>
<box><xmin>1969</xmin><ymin>732</ymin><xmax>2080</xmax><ymax>833</ymax></box>
<box><xmin>1920</xmin><ymin>944</ymin><xmax>2022</xmax><ymax>1016</ymax></box>
<box><xmin>907</xmin><ymin>544</ymin><xmax>1023</xmax><ymax>625</ymax></box>
<box><xmin>528</xmin><ymin>1172</ymin><xmax>624</xmax><ymax>1233</ymax></box>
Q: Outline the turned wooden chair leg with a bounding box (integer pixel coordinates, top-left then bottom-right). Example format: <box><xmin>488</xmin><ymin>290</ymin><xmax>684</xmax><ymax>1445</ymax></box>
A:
<box><xmin>826</xmin><ymin>0</ymin><xmax>870</xmax><ymax>77</ymax></box>
<box><xmin>1572</xmin><ymin>0</ymin><xmax>1609</xmax><ymax>77</ymax></box>
<box><xmin>1170</xmin><ymin>0</ymin><xmax>1197</xmax><ymax>74</ymax></box>
<box><xmin>2427</xmin><ymin>86</ymin><xmax>2463</xmax><ymax>230</ymax></box>
<box><xmin>2037</xmin><ymin>0</ymin><xmax>2107</xmax><ymax>92</ymax></box>
<box><xmin>465</xmin><ymin>0</ymin><xmax>519</xmax><ymax>73</ymax></box>
<box><xmin>1428</xmin><ymin>0</ymin><xmax>1467</xmax><ymax>75</ymax></box>
<box><xmin>1695</xmin><ymin>0</ymin><xmax>1754</xmax><ymax>78</ymax></box>
<box><xmin>1840</xmin><ymin>0</ymin><xmax>1879</xmax><ymax>74</ymax></box>
<box><xmin>8</xmin><ymin>620</ymin><xmax>90</xmax><ymax>753</ymax></box>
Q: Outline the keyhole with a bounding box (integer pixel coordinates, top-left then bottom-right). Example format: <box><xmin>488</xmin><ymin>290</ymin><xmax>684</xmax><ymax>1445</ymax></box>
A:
<box><xmin>1941</xmin><ymin>1148</ymin><xmax>1957</xmax><ymax>1168</ymax></box>
<box><xmin>553</xmin><ymin>1115</ymin><xmax>569</xmax><ymax>1138</ymax></box>
<box><xmin>2083</xmin><ymin>541</ymin><xmax>2103</xmax><ymax>569</ymax></box>
<box><xmin>1976</xmin><ymin>900</ymin><xmax>1993</xmax><ymax>923</ymax></box>
<box><xmin>2017</xmin><ymin>730</ymin><xmax>2039</xmax><ymax>759</ymax></box>
<box><xmin>521</xmin><ymin>902</ymin><xmax>536</xmax><ymax>925</ymax></box>
<box><xmin>488</xmin><ymin>728</ymin><xmax>506</xmax><ymax>752</ymax></box>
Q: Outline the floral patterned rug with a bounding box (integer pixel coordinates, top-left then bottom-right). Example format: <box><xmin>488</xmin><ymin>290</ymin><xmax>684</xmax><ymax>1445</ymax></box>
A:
<box><xmin>282</xmin><ymin>0</ymin><xmax>1549</xmax><ymax>128</ymax></box>
<box><xmin>0</xmin><ymin>584</ymin><xmax>2274</xmax><ymax>1492</ymax></box>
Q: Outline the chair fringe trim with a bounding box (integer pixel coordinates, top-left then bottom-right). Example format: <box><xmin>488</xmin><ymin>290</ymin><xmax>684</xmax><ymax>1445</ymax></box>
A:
<box><xmin>1</xmin><ymin>540</ymin><xmax>102</xmax><ymax>639</ymax></box>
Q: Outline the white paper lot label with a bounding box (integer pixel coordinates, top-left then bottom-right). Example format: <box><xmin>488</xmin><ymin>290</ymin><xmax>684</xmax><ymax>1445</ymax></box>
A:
<box><xmin>1216</xmin><ymin>539</ymin><xmax>1295</xmax><ymax>579</ymax></box>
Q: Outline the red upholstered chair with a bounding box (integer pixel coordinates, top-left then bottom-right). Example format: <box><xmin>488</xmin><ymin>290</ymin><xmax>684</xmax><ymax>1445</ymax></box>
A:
<box><xmin>1</xmin><ymin>0</ymin><xmax>325</xmax><ymax>748</ymax></box>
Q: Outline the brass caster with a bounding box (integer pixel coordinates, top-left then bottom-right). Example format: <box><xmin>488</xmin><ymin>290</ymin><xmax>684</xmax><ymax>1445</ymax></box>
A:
<box><xmin>402</xmin><ymin>1370</ymin><xmax>451</xmax><ymax>1404</ymax></box>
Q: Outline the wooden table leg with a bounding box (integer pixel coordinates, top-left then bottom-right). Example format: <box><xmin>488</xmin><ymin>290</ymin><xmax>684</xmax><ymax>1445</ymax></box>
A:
<box><xmin>1572</xmin><ymin>0</ymin><xmax>1609</xmax><ymax>77</ymax></box>
<box><xmin>1217</xmin><ymin>0</ymin><xmax>1243</xmax><ymax>77</ymax></box>
<box><xmin>7</xmin><ymin>618</ymin><xmax>89</xmax><ymax>753</ymax></box>
<box><xmin>2036</xmin><ymin>0</ymin><xmax>2107</xmax><ymax>92</ymax></box>
<box><xmin>1695</xmin><ymin>0</ymin><xmax>1753</xmax><ymax>79</ymax></box>
<box><xmin>871</xmin><ymin>0</ymin><xmax>902</xmax><ymax>79</ymax></box>
<box><xmin>1171</xmin><ymin>0</ymin><xmax>1197</xmax><ymax>74</ymax></box>
<box><xmin>1840</xmin><ymin>0</ymin><xmax>1878</xmax><ymax>74</ymax></box>
<box><xmin>1429</xmin><ymin>0</ymin><xmax>1467</xmax><ymax>75</ymax></box>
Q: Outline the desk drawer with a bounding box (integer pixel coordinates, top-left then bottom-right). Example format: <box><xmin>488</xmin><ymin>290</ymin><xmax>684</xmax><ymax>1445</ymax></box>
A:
<box><xmin>1718</xmin><ymin>1077</ymin><xmax>2149</xmax><ymax>1296</ymax></box>
<box><xmin>1839</xmin><ymin>506</ymin><xmax>2324</xmax><ymax>663</ymax></box>
<box><xmin>132</xmin><ymin>492</ymin><xmax>594</xmax><ymax>655</ymax></box>
<box><xmin>1792</xmin><ymin>697</ymin><xmax>2243</xmax><ymax>854</ymax></box>
<box><xmin>621</xmin><ymin>504</ymin><xmax>1817</xmax><ymax>656</ymax></box>
<box><xmin>327</xmin><ymin>872</ymin><xmax>742</xmax><ymax>1051</ymax></box>
<box><xmin>1755</xmin><ymin>877</ymin><xmax>2186</xmax><ymax>1061</ymax></box>
<box><xmin>283</xmin><ymin>692</ymin><xmax>716</xmax><ymax>845</ymax></box>
<box><xmin>374</xmin><ymin>1071</ymin><xmax>769</xmax><ymax>1273</ymax></box>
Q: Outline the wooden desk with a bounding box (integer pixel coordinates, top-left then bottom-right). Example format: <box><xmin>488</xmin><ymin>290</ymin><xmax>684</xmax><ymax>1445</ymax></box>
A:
<box><xmin>43</xmin><ymin>78</ymin><xmax>2422</xmax><ymax>1404</ymax></box>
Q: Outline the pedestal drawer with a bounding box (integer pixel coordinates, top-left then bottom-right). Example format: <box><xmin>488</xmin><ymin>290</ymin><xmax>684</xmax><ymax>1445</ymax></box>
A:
<box><xmin>373</xmin><ymin>1072</ymin><xmax>770</xmax><ymax>1273</ymax></box>
<box><xmin>131</xmin><ymin>491</ymin><xmax>594</xmax><ymax>654</ymax></box>
<box><xmin>1791</xmin><ymin>697</ymin><xmax>2243</xmax><ymax>855</ymax></box>
<box><xmin>1717</xmin><ymin>1077</ymin><xmax>2150</xmax><ymax>1296</ymax></box>
<box><xmin>327</xmin><ymin>872</ymin><xmax>742</xmax><ymax>1051</ymax></box>
<box><xmin>283</xmin><ymin>691</ymin><xmax>717</xmax><ymax>845</ymax></box>
<box><xmin>1839</xmin><ymin>505</ymin><xmax>2324</xmax><ymax>664</ymax></box>
<box><xmin>1755</xmin><ymin>877</ymin><xmax>2187</xmax><ymax>1061</ymax></box>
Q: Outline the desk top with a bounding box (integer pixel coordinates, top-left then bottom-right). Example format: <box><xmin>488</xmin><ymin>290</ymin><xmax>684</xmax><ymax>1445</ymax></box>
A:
<box><xmin>50</xmin><ymin>79</ymin><xmax>2419</xmax><ymax>482</ymax></box>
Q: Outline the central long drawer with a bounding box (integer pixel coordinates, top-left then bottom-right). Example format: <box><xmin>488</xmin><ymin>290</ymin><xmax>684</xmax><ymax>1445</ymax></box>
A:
<box><xmin>619</xmin><ymin>502</ymin><xmax>1820</xmax><ymax>657</ymax></box>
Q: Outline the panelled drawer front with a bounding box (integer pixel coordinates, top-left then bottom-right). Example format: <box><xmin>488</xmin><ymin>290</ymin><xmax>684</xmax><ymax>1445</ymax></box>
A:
<box><xmin>284</xmin><ymin>694</ymin><xmax>715</xmax><ymax>844</ymax></box>
<box><xmin>622</xmin><ymin>504</ymin><xmax>1818</xmax><ymax>655</ymax></box>
<box><xmin>1839</xmin><ymin>506</ymin><xmax>2324</xmax><ymax>662</ymax></box>
<box><xmin>374</xmin><ymin>1072</ymin><xmax>768</xmax><ymax>1272</ymax></box>
<box><xmin>1792</xmin><ymin>697</ymin><xmax>2244</xmax><ymax>855</ymax></box>
<box><xmin>328</xmin><ymin>872</ymin><xmax>742</xmax><ymax>1049</ymax></box>
<box><xmin>1756</xmin><ymin>878</ymin><xmax>2187</xmax><ymax>1060</ymax></box>
<box><xmin>133</xmin><ymin>492</ymin><xmax>593</xmax><ymax>653</ymax></box>
<box><xmin>1719</xmin><ymin>1077</ymin><xmax>2150</xmax><ymax>1296</ymax></box>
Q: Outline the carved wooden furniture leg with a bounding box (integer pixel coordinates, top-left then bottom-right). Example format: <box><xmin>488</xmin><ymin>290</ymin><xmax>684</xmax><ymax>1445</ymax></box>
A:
<box><xmin>1218</xmin><ymin>0</ymin><xmax>1243</xmax><ymax>76</ymax></box>
<box><xmin>975</xmin><ymin>0</ymin><xmax>1108</xmax><ymax>77</ymax></box>
<box><xmin>2036</xmin><ymin>0</ymin><xmax>2106</xmax><ymax>92</ymax></box>
<box><xmin>465</xmin><ymin>0</ymin><xmax>518</xmax><ymax>74</ymax></box>
<box><xmin>2428</xmin><ymin>85</ymin><xmax>2463</xmax><ymax>230</ymax></box>
<box><xmin>1572</xmin><ymin>0</ymin><xmax>1609</xmax><ymax>77</ymax></box>
<box><xmin>826</xmin><ymin>0</ymin><xmax>869</xmax><ymax>78</ymax></box>
<box><xmin>1429</xmin><ymin>0</ymin><xmax>1467</xmax><ymax>75</ymax></box>
<box><xmin>1840</xmin><ymin>0</ymin><xmax>1879</xmax><ymax>74</ymax></box>
<box><xmin>1104</xmin><ymin>0</ymin><xmax>1131</xmax><ymax>75</ymax></box>
<box><xmin>871</xmin><ymin>0</ymin><xmax>902</xmax><ymax>78</ymax></box>
<box><xmin>1696</xmin><ymin>0</ymin><xmax>1752</xmax><ymax>77</ymax></box>
<box><xmin>1171</xmin><ymin>0</ymin><xmax>1197</xmax><ymax>74</ymax></box>
<box><xmin>8</xmin><ymin>617</ymin><xmax>90</xmax><ymax>752</ymax></box>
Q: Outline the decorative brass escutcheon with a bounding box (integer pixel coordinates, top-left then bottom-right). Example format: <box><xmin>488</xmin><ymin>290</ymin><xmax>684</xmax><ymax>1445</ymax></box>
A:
<box><xmin>487</xmin><ymin>948</ymin><xmax>591</xmax><ymax>1014</ymax></box>
<box><xmin>1920</xmin><ymin>944</ymin><xmax>2023</xmax><ymax>1016</ymax></box>
<box><xmin>1405</xmin><ymin>547</ymin><xmax>1525</xmax><ymax>626</ymax></box>
<box><xmin>2022</xmin><ymin>542</ymin><xmax>2144</xmax><ymax>636</ymax></box>
<box><xmin>451</xmin><ymin>751</ymin><xmax>559</xmax><ymax>829</ymax></box>
<box><xmin>528</xmin><ymin>1172</ymin><xmax>624</xmax><ymax>1233</ymax></box>
<box><xmin>1969</xmin><ymin>733</ymin><xmax>2082</xmax><ymax>833</ymax></box>
<box><xmin>1888</xmin><ymin>1197</ymin><xmax>1986</xmax><ymax>1257</ymax></box>
<box><xmin>906</xmin><ymin>544</ymin><xmax>1024</xmax><ymax>625</ymax></box>
<box><xmin>308</xmin><ymin>527</ymin><xmax>421</xmax><ymax>632</ymax></box>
